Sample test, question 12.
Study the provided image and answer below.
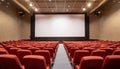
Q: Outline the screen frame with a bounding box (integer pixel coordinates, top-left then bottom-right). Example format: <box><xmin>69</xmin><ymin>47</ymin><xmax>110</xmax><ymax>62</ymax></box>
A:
<box><xmin>31</xmin><ymin>13</ymin><xmax>89</xmax><ymax>41</ymax></box>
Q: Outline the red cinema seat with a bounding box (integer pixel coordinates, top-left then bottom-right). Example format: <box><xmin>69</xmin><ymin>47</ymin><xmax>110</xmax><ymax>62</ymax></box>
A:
<box><xmin>28</xmin><ymin>47</ymin><xmax>39</xmax><ymax>54</ymax></box>
<box><xmin>43</xmin><ymin>48</ymin><xmax>54</xmax><ymax>58</ymax></box>
<box><xmin>16</xmin><ymin>49</ymin><xmax>32</xmax><ymax>64</ymax></box>
<box><xmin>91</xmin><ymin>50</ymin><xmax>106</xmax><ymax>58</ymax></box>
<box><xmin>72</xmin><ymin>50</ymin><xmax>90</xmax><ymax>65</ymax></box>
<box><xmin>75</xmin><ymin>56</ymin><xmax>103</xmax><ymax>69</ymax></box>
<box><xmin>0</xmin><ymin>49</ymin><xmax>8</xmax><ymax>54</ymax></box>
<box><xmin>69</xmin><ymin>48</ymin><xmax>79</xmax><ymax>58</ymax></box>
<box><xmin>101</xmin><ymin>55</ymin><xmax>120</xmax><ymax>69</ymax></box>
<box><xmin>112</xmin><ymin>50</ymin><xmax>120</xmax><ymax>55</ymax></box>
<box><xmin>83</xmin><ymin>47</ymin><xmax>95</xmax><ymax>54</ymax></box>
<box><xmin>100</xmin><ymin>48</ymin><xmax>113</xmax><ymax>55</ymax></box>
<box><xmin>35</xmin><ymin>50</ymin><xmax>52</xmax><ymax>65</ymax></box>
<box><xmin>23</xmin><ymin>55</ymin><xmax>49</xmax><ymax>69</ymax></box>
<box><xmin>9</xmin><ymin>47</ymin><xmax>20</xmax><ymax>55</ymax></box>
<box><xmin>0</xmin><ymin>54</ymin><xmax>24</xmax><ymax>69</ymax></box>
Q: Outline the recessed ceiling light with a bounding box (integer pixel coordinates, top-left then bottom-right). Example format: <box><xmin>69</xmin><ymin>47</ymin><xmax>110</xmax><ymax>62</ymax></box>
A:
<box><xmin>118</xmin><ymin>1</ymin><xmax>120</xmax><ymax>3</ymax></box>
<box><xmin>29</xmin><ymin>3</ymin><xmax>33</xmax><ymax>7</ymax></box>
<box><xmin>87</xmin><ymin>3</ymin><xmax>92</xmax><ymax>7</ymax></box>
<box><xmin>25</xmin><ymin>0</ymin><xmax>29</xmax><ymax>1</ymax></box>
<box><xmin>1</xmin><ymin>0</ymin><xmax>4</xmax><ymax>2</ymax></box>
<box><xmin>35</xmin><ymin>8</ymin><xmax>38</xmax><ymax>12</ymax></box>
<box><xmin>82</xmin><ymin>8</ymin><xmax>86</xmax><ymax>11</ymax></box>
<box><xmin>92</xmin><ymin>0</ymin><xmax>96</xmax><ymax>1</ymax></box>
<box><xmin>113</xmin><ymin>0</ymin><xmax>116</xmax><ymax>3</ymax></box>
<box><xmin>49</xmin><ymin>0</ymin><xmax>52</xmax><ymax>2</ymax></box>
<box><xmin>7</xmin><ymin>2</ymin><xmax>10</xmax><ymax>5</ymax></box>
<box><xmin>68</xmin><ymin>5</ymin><xmax>70</xmax><ymax>8</ymax></box>
<box><xmin>6</xmin><ymin>5</ymin><xmax>8</xmax><ymax>8</ymax></box>
<box><xmin>66</xmin><ymin>9</ymin><xmax>69</xmax><ymax>12</ymax></box>
<box><xmin>52</xmin><ymin>10</ymin><xmax>54</xmax><ymax>12</ymax></box>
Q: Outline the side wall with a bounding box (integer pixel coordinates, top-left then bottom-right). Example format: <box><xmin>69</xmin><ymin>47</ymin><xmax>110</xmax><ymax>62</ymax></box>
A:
<box><xmin>90</xmin><ymin>1</ymin><xmax>120</xmax><ymax>41</ymax></box>
<box><xmin>0</xmin><ymin>4</ymin><xmax>30</xmax><ymax>42</ymax></box>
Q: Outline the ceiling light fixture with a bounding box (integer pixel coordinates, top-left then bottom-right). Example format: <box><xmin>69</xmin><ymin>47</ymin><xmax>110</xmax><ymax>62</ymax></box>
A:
<box><xmin>93</xmin><ymin>0</ymin><xmax>96</xmax><ymax>1</ymax></box>
<box><xmin>7</xmin><ymin>2</ymin><xmax>10</xmax><ymax>5</ymax></box>
<box><xmin>52</xmin><ymin>10</ymin><xmax>54</xmax><ymax>12</ymax></box>
<box><xmin>66</xmin><ymin>9</ymin><xmax>69</xmax><ymax>12</ymax></box>
<box><xmin>29</xmin><ymin>3</ymin><xmax>33</xmax><ymax>7</ymax></box>
<box><xmin>49</xmin><ymin>0</ymin><xmax>52</xmax><ymax>2</ymax></box>
<box><xmin>118</xmin><ymin>1</ymin><xmax>120</xmax><ymax>3</ymax></box>
<box><xmin>1</xmin><ymin>0</ymin><xmax>4</xmax><ymax>2</ymax></box>
<box><xmin>35</xmin><ymin>8</ymin><xmax>38</xmax><ymax>12</ymax></box>
<box><xmin>68</xmin><ymin>5</ymin><xmax>70</xmax><ymax>8</ymax></box>
<box><xmin>87</xmin><ymin>3</ymin><xmax>92</xmax><ymax>7</ymax></box>
<box><xmin>82</xmin><ymin>8</ymin><xmax>86</xmax><ymax>11</ymax></box>
<box><xmin>6</xmin><ymin>5</ymin><xmax>8</xmax><ymax>8</ymax></box>
<box><xmin>113</xmin><ymin>0</ymin><xmax>116</xmax><ymax>2</ymax></box>
<box><xmin>25</xmin><ymin>0</ymin><xmax>29</xmax><ymax>1</ymax></box>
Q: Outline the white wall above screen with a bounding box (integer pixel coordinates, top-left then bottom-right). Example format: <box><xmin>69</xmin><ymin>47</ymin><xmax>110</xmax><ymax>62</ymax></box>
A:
<box><xmin>35</xmin><ymin>14</ymin><xmax>85</xmax><ymax>37</ymax></box>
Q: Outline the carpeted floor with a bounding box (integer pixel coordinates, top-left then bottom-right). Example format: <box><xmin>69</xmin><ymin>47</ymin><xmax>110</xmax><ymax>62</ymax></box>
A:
<box><xmin>52</xmin><ymin>44</ymin><xmax>73</xmax><ymax>69</ymax></box>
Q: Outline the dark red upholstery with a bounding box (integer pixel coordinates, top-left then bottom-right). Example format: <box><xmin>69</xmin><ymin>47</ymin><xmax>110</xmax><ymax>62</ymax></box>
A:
<box><xmin>100</xmin><ymin>48</ymin><xmax>113</xmax><ymax>55</ymax></box>
<box><xmin>16</xmin><ymin>49</ymin><xmax>32</xmax><ymax>64</ymax></box>
<box><xmin>83</xmin><ymin>47</ymin><xmax>95</xmax><ymax>53</ymax></box>
<box><xmin>23</xmin><ymin>55</ymin><xmax>49</xmax><ymax>69</ymax></box>
<box><xmin>35</xmin><ymin>50</ymin><xmax>52</xmax><ymax>65</ymax></box>
<box><xmin>69</xmin><ymin>48</ymin><xmax>79</xmax><ymax>58</ymax></box>
<box><xmin>72</xmin><ymin>50</ymin><xmax>90</xmax><ymax>65</ymax></box>
<box><xmin>0</xmin><ymin>54</ymin><xmax>24</xmax><ymax>69</ymax></box>
<box><xmin>91</xmin><ymin>50</ymin><xmax>106</xmax><ymax>58</ymax></box>
<box><xmin>112</xmin><ymin>50</ymin><xmax>120</xmax><ymax>55</ymax></box>
<box><xmin>101</xmin><ymin>55</ymin><xmax>120</xmax><ymax>69</ymax></box>
<box><xmin>0</xmin><ymin>49</ymin><xmax>8</xmax><ymax>54</ymax></box>
<box><xmin>75</xmin><ymin>56</ymin><xmax>103</xmax><ymax>69</ymax></box>
<box><xmin>9</xmin><ymin>47</ymin><xmax>20</xmax><ymax>55</ymax></box>
<box><xmin>43</xmin><ymin>48</ymin><xmax>54</xmax><ymax>57</ymax></box>
<box><xmin>28</xmin><ymin>47</ymin><xmax>39</xmax><ymax>54</ymax></box>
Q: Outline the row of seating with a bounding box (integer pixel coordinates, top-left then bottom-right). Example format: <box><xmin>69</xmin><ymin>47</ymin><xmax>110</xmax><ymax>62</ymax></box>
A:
<box><xmin>75</xmin><ymin>55</ymin><xmax>120</xmax><ymax>69</ymax></box>
<box><xmin>0</xmin><ymin>54</ymin><xmax>50</xmax><ymax>69</ymax></box>
<box><xmin>0</xmin><ymin>40</ymin><xmax>59</xmax><ymax>69</ymax></box>
<box><xmin>63</xmin><ymin>40</ymin><xmax>120</xmax><ymax>69</ymax></box>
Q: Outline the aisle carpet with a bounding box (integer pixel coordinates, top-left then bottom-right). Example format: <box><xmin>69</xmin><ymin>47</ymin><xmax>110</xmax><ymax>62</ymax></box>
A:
<box><xmin>52</xmin><ymin>44</ymin><xmax>73</xmax><ymax>69</ymax></box>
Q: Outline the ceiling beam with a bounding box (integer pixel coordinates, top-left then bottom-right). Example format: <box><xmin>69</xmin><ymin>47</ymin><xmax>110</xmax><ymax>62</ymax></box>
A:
<box><xmin>12</xmin><ymin>0</ymin><xmax>32</xmax><ymax>15</ymax></box>
<box><xmin>89</xmin><ymin>0</ymin><xmax>108</xmax><ymax>14</ymax></box>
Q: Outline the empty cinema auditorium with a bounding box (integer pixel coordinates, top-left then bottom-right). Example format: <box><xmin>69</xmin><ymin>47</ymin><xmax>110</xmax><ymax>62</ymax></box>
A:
<box><xmin>0</xmin><ymin>0</ymin><xmax>120</xmax><ymax>69</ymax></box>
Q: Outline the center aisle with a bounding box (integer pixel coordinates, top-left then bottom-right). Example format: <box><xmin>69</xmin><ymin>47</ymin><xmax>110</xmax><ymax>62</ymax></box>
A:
<box><xmin>52</xmin><ymin>44</ymin><xmax>73</xmax><ymax>69</ymax></box>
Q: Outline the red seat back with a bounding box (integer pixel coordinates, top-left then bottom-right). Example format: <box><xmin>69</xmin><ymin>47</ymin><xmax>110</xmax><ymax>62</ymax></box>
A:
<box><xmin>77</xmin><ymin>56</ymin><xmax>103</xmax><ymax>69</ymax></box>
<box><xmin>23</xmin><ymin>55</ymin><xmax>49</xmax><ymax>69</ymax></box>
<box><xmin>0</xmin><ymin>54</ymin><xmax>23</xmax><ymax>69</ymax></box>
<box><xmin>112</xmin><ymin>50</ymin><xmax>120</xmax><ymax>55</ymax></box>
<box><xmin>35</xmin><ymin>50</ymin><xmax>51</xmax><ymax>64</ymax></box>
<box><xmin>102</xmin><ymin>55</ymin><xmax>120</xmax><ymax>69</ymax></box>
<box><xmin>16</xmin><ymin>49</ymin><xmax>32</xmax><ymax>64</ymax></box>
<box><xmin>73</xmin><ymin>50</ymin><xmax>90</xmax><ymax>65</ymax></box>
<box><xmin>91</xmin><ymin>50</ymin><xmax>106</xmax><ymax>58</ymax></box>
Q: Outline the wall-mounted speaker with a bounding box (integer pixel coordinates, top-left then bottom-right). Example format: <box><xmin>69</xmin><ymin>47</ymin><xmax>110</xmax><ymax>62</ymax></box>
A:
<box><xmin>94</xmin><ymin>10</ymin><xmax>102</xmax><ymax>16</ymax></box>
<box><xmin>18</xmin><ymin>11</ymin><xmax>25</xmax><ymax>16</ymax></box>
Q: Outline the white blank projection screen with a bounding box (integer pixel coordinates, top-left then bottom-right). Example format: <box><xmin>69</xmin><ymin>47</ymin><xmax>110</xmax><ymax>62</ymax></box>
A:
<box><xmin>35</xmin><ymin>14</ymin><xmax>85</xmax><ymax>37</ymax></box>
